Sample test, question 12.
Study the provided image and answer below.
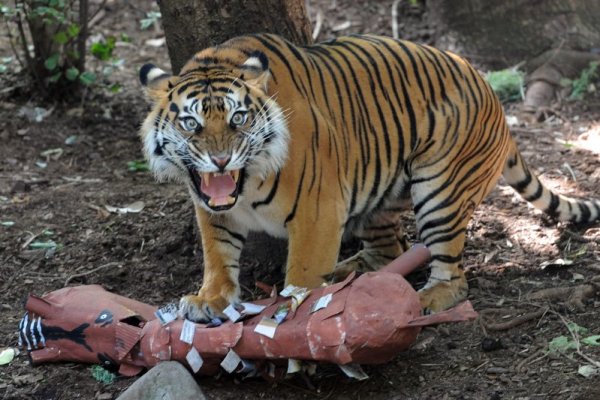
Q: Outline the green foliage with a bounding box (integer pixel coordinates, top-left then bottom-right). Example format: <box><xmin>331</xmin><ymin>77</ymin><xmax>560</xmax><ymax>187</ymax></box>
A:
<box><xmin>485</xmin><ymin>68</ymin><xmax>524</xmax><ymax>103</ymax></box>
<box><xmin>140</xmin><ymin>11</ymin><xmax>161</xmax><ymax>30</ymax></box>
<box><xmin>0</xmin><ymin>56</ymin><xmax>12</xmax><ymax>73</ymax></box>
<box><xmin>90</xmin><ymin>365</ymin><xmax>116</xmax><ymax>384</ymax></box>
<box><xmin>564</xmin><ymin>61</ymin><xmax>599</xmax><ymax>100</ymax></box>
<box><xmin>548</xmin><ymin>322</ymin><xmax>600</xmax><ymax>354</ymax></box>
<box><xmin>0</xmin><ymin>0</ymin><xmax>128</xmax><ymax>97</ymax></box>
<box><xmin>548</xmin><ymin>336</ymin><xmax>578</xmax><ymax>353</ymax></box>
<box><xmin>91</xmin><ymin>37</ymin><xmax>116</xmax><ymax>61</ymax></box>
<box><xmin>127</xmin><ymin>160</ymin><xmax>150</xmax><ymax>172</ymax></box>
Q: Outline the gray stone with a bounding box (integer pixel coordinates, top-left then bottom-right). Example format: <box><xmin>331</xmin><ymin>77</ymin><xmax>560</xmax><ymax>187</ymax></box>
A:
<box><xmin>117</xmin><ymin>361</ymin><xmax>205</xmax><ymax>400</ymax></box>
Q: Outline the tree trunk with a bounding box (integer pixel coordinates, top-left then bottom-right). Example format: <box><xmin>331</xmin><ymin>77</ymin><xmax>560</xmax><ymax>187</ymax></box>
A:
<box><xmin>158</xmin><ymin>0</ymin><xmax>312</xmax><ymax>74</ymax></box>
<box><xmin>428</xmin><ymin>0</ymin><xmax>600</xmax><ymax>69</ymax></box>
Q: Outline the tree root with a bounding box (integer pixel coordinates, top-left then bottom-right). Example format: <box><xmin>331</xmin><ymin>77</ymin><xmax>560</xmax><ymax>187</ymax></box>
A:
<box><xmin>522</xmin><ymin>49</ymin><xmax>600</xmax><ymax>112</ymax></box>
<box><xmin>526</xmin><ymin>284</ymin><xmax>598</xmax><ymax>311</ymax></box>
<box><xmin>484</xmin><ymin>307</ymin><xmax>549</xmax><ymax>332</ymax></box>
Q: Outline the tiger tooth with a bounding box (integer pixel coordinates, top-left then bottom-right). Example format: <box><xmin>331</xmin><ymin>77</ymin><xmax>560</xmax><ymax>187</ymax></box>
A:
<box><xmin>231</xmin><ymin>170</ymin><xmax>240</xmax><ymax>182</ymax></box>
<box><xmin>202</xmin><ymin>172</ymin><xmax>211</xmax><ymax>186</ymax></box>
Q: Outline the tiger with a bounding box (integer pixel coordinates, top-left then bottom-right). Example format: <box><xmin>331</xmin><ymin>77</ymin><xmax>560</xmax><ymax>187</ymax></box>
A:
<box><xmin>139</xmin><ymin>33</ymin><xmax>600</xmax><ymax>322</ymax></box>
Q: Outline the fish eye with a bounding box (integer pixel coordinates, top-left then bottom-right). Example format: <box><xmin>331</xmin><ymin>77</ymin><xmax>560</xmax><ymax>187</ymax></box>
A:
<box><xmin>230</xmin><ymin>111</ymin><xmax>248</xmax><ymax>127</ymax></box>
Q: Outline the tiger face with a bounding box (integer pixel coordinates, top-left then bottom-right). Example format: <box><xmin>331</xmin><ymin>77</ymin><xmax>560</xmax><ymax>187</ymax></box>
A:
<box><xmin>139</xmin><ymin>52</ymin><xmax>289</xmax><ymax>212</ymax></box>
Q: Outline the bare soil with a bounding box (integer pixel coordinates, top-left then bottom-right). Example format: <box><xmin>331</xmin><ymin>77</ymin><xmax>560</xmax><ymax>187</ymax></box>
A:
<box><xmin>1</xmin><ymin>1</ymin><xmax>600</xmax><ymax>399</ymax></box>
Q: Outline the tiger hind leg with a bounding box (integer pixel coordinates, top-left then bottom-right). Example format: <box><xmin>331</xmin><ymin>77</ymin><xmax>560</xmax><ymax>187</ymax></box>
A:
<box><xmin>415</xmin><ymin>201</ymin><xmax>474</xmax><ymax>312</ymax></box>
<box><xmin>327</xmin><ymin>206</ymin><xmax>410</xmax><ymax>282</ymax></box>
<box><xmin>412</xmin><ymin>169</ymin><xmax>498</xmax><ymax>312</ymax></box>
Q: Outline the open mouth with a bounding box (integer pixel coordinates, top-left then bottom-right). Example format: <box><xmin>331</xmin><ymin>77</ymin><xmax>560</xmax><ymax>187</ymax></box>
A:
<box><xmin>189</xmin><ymin>168</ymin><xmax>244</xmax><ymax>211</ymax></box>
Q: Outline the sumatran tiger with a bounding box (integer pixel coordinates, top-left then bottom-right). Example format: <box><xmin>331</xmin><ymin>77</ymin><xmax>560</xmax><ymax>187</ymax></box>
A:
<box><xmin>139</xmin><ymin>33</ymin><xmax>600</xmax><ymax>322</ymax></box>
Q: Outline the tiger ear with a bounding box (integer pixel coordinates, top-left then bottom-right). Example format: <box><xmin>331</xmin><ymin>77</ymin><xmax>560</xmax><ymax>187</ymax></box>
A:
<box><xmin>241</xmin><ymin>51</ymin><xmax>270</xmax><ymax>92</ymax></box>
<box><xmin>139</xmin><ymin>63</ymin><xmax>173</xmax><ymax>102</ymax></box>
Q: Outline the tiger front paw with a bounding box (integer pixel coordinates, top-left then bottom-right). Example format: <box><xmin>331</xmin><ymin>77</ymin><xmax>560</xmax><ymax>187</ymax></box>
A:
<box><xmin>418</xmin><ymin>277</ymin><xmax>468</xmax><ymax>313</ymax></box>
<box><xmin>323</xmin><ymin>252</ymin><xmax>371</xmax><ymax>283</ymax></box>
<box><xmin>178</xmin><ymin>289</ymin><xmax>238</xmax><ymax>323</ymax></box>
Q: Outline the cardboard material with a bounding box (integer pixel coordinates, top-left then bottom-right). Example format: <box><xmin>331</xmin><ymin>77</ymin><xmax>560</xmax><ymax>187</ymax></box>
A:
<box><xmin>19</xmin><ymin>245</ymin><xmax>478</xmax><ymax>377</ymax></box>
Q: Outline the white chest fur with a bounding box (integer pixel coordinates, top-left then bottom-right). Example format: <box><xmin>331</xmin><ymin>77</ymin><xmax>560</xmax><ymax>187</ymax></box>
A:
<box><xmin>226</xmin><ymin>175</ymin><xmax>288</xmax><ymax>238</ymax></box>
<box><xmin>229</xmin><ymin>201</ymin><xmax>288</xmax><ymax>238</ymax></box>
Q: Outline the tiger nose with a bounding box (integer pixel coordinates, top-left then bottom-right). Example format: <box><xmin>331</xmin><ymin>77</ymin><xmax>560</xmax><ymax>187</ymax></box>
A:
<box><xmin>210</xmin><ymin>155</ymin><xmax>231</xmax><ymax>169</ymax></box>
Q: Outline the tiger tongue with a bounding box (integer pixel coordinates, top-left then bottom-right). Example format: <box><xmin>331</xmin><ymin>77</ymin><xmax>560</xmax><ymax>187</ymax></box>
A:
<box><xmin>200</xmin><ymin>174</ymin><xmax>236</xmax><ymax>198</ymax></box>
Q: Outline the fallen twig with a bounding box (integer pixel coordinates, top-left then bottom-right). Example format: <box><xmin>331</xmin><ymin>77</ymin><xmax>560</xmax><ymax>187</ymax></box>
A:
<box><xmin>311</xmin><ymin>8</ymin><xmax>324</xmax><ymax>41</ymax></box>
<box><xmin>21</xmin><ymin>231</ymin><xmax>43</xmax><ymax>250</ymax></box>
<box><xmin>556</xmin><ymin>312</ymin><xmax>600</xmax><ymax>369</ymax></box>
<box><xmin>64</xmin><ymin>262</ymin><xmax>121</xmax><ymax>286</ymax></box>
<box><xmin>516</xmin><ymin>349</ymin><xmax>546</xmax><ymax>373</ymax></box>
<box><xmin>563</xmin><ymin>229</ymin><xmax>600</xmax><ymax>244</ymax></box>
<box><xmin>485</xmin><ymin>307</ymin><xmax>549</xmax><ymax>331</ymax></box>
<box><xmin>391</xmin><ymin>0</ymin><xmax>402</xmax><ymax>39</ymax></box>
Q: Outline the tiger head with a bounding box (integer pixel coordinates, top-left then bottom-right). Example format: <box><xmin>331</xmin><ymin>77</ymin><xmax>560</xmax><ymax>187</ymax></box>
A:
<box><xmin>139</xmin><ymin>50</ymin><xmax>289</xmax><ymax>212</ymax></box>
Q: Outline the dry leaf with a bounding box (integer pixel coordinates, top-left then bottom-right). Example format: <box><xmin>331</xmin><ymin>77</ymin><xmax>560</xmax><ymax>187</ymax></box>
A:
<box><xmin>105</xmin><ymin>201</ymin><xmax>145</xmax><ymax>214</ymax></box>
<box><xmin>0</xmin><ymin>348</ymin><xmax>17</xmax><ymax>365</ymax></box>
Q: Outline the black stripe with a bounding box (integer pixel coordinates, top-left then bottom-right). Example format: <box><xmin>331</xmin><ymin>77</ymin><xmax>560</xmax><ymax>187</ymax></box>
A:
<box><xmin>284</xmin><ymin>161</ymin><xmax>307</xmax><ymax>225</ymax></box>
<box><xmin>365</xmin><ymin>223</ymin><xmax>398</xmax><ymax>231</ymax></box>
<box><xmin>252</xmin><ymin>172</ymin><xmax>280</xmax><ymax>209</ymax></box>
<box><xmin>545</xmin><ymin>193</ymin><xmax>560</xmax><ymax>218</ymax></box>
<box><xmin>251</xmin><ymin>35</ymin><xmax>307</xmax><ymax>97</ymax></box>
<box><xmin>212</xmin><ymin>224</ymin><xmax>246</xmax><ymax>243</ymax></box>
<box><xmin>578</xmin><ymin>202</ymin><xmax>591</xmax><ymax>223</ymax></box>
<box><xmin>338</xmin><ymin>40</ymin><xmax>393</xmax><ymax>167</ymax></box>
<box><xmin>431</xmin><ymin>254</ymin><xmax>463</xmax><ymax>264</ymax></box>
<box><xmin>215</xmin><ymin>238</ymin><xmax>242</xmax><ymax>251</ymax></box>
<box><xmin>423</xmin><ymin>228</ymin><xmax>467</xmax><ymax>247</ymax></box>
<box><xmin>523</xmin><ymin>181</ymin><xmax>543</xmax><ymax>202</ymax></box>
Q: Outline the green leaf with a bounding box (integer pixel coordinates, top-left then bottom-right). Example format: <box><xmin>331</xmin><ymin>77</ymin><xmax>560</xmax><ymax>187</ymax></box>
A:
<box><xmin>578</xmin><ymin>365</ymin><xmax>598</xmax><ymax>378</ymax></box>
<box><xmin>44</xmin><ymin>53</ymin><xmax>59</xmax><ymax>71</ymax></box>
<box><xmin>79</xmin><ymin>71</ymin><xmax>96</xmax><ymax>86</ymax></box>
<box><xmin>140</xmin><ymin>11</ymin><xmax>161</xmax><ymax>30</ymax></box>
<box><xmin>485</xmin><ymin>68</ymin><xmax>524</xmax><ymax>103</ymax></box>
<box><xmin>65</xmin><ymin>66</ymin><xmax>79</xmax><ymax>81</ymax></box>
<box><xmin>0</xmin><ymin>65</ymin><xmax>6</xmax><ymax>74</ymax></box>
<box><xmin>582</xmin><ymin>335</ymin><xmax>600</xmax><ymax>346</ymax></box>
<box><xmin>49</xmin><ymin>0</ymin><xmax>66</xmax><ymax>7</ymax></box>
<box><xmin>140</xmin><ymin>19</ymin><xmax>153</xmax><ymax>30</ymax></box>
<box><xmin>67</xmin><ymin>23</ymin><xmax>80</xmax><ymax>38</ymax></box>
<box><xmin>567</xmin><ymin>322</ymin><xmax>589</xmax><ymax>335</ymax></box>
<box><xmin>91</xmin><ymin>365</ymin><xmax>116</xmax><ymax>384</ymax></box>
<box><xmin>548</xmin><ymin>336</ymin><xmax>577</xmax><ymax>354</ymax></box>
<box><xmin>49</xmin><ymin>71</ymin><xmax>62</xmax><ymax>82</ymax></box>
<box><xmin>0</xmin><ymin>348</ymin><xmax>16</xmax><ymax>366</ymax></box>
<box><xmin>1</xmin><ymin>221</ymin><xmax>15</xmax><ymax>227</ymax></box>
<box><xmin>109</xmin><ymin>83</ymin><xmax>121</xmax><ymax>93</ymax></box>
<box><xmin>119</xmin><ymin>33</ymin><xmax>131</xmax><ymax>43</ymax></box>
<box><xmin>66</xmin><ymin>50</ymin><xmax>80</xmax><ymax>61</ymax></box>
<box><xmin>53</xmin><ymin>31</ymin><xmax>68</xmax><ymax>44</ymax></box>
<box><xmin>127</xmin><ymin>160</ymin><xmax>149</xmax><ymax>172</ymax></box>
<box><xmin>29</xmin><ymin>241</ymin><xmax>57</xmax><ymax>249</ymax></box>
<box><xmin>90</xmin><ymin>37</ymin><xmax>117</xmax><ymax>61</ymax></box>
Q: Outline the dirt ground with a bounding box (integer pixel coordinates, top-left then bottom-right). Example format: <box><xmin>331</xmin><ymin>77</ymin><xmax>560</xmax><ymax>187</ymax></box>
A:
<box><xmin>1</xmin><ymin>1</ymin><xmax>600</xmax><ymax>399</ymax></box>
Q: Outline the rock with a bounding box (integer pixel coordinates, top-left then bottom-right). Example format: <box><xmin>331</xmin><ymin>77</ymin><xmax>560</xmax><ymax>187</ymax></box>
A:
<box><xmin>481</xmin><ymin>337</ymin><xmax>504</xmax><ymax>352</ymax></box>
<box><xmin>116</xmin><ymin>361</ymin><xmax>205</xmax><ymax>400</ymax></box>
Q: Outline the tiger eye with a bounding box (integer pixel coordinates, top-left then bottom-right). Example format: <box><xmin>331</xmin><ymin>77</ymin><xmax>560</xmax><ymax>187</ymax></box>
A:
<box><xmin>230</xmin><ymin>111</ymin><xmax>247</xmax><ymax>127</ymax></box>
